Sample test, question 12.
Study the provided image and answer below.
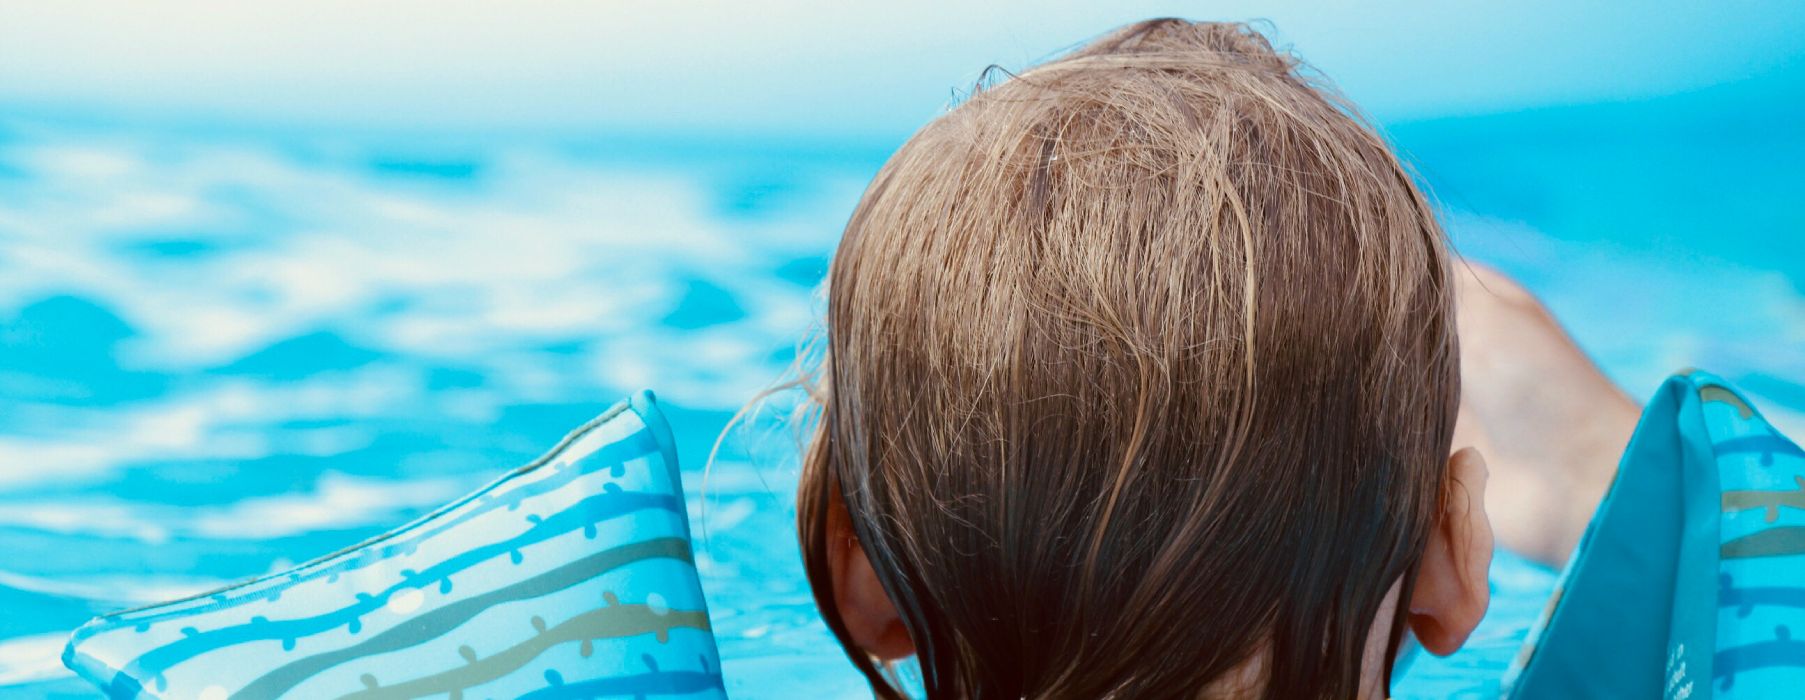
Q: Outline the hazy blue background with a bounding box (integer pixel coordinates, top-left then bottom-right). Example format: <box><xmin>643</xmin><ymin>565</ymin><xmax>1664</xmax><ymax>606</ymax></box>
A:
<box><xmin>1</xmin><ymin>2</ymin><xmax>1802</xmax><ymax>697</ymax></box>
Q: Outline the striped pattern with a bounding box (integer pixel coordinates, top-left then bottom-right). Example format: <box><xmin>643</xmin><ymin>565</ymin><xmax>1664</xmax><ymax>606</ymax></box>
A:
<box><xmin>63</xmin><ymin>391</ymin><xmax>724</xmax><ymax>700</ymax></box>
<box><xmin>1698</xmin><ymin>373</ymin><xmax>1805</xmax><ymax>696</ymax></box>
<box><xmin>1501</xmin><ymin>371</ymin><xmax>1805</xmax><ymax>699</ymax></box>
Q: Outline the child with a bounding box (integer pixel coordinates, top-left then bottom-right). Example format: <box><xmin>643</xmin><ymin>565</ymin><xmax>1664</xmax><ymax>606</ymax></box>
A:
<box><xmin>790</xmin><ymin>18</ymin><xmax>1639</xmax><ymax>699</ymax></box>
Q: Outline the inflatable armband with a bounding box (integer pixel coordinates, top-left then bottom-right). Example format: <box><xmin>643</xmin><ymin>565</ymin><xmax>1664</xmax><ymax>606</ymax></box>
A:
<box><xmin>64</xmin><ymin>391</ymin><xmax>724</xmax><ymax>700</ymax></box>
<box><xmin>1505</xmin><ymin>370</ymin><xmax>1805</xmax><ymax>698</ymax></box>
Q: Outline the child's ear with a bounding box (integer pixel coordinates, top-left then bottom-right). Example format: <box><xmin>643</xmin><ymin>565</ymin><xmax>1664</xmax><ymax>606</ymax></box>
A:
<box><xmin>1407</xmin><ymin>447</ymin><xmax>1494</xmax><ymax>656</ymax></box>
<box><xmin>826</xmin><ymin>491</ymin><xmax>916</xmax><ymax>661</ymax></box>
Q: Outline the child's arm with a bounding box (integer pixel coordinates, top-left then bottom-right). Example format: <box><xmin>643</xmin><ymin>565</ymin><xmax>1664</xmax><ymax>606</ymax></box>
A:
<box><xmin>1451</xmin><ymin>262</ymin><xmax>1643</xmax><ymax>567</ymax></box>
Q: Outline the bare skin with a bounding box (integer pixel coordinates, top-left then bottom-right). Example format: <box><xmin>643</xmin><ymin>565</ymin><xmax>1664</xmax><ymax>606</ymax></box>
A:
<box><xmin>1450</xmin><ymin>262</ymin><xmax>1643</xmax><ymax>567</ymax></box>
<box><xmin>831</xmin><ymin>262</ymin><xmax>1641</xmax><ymax>696</ymax></box>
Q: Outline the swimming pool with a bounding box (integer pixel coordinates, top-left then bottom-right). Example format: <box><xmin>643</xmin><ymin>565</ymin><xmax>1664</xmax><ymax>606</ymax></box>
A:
<box><xmin>0</xmin><ymin>85</ymin><xmax>1799</xmax><ymax>697</ymax></box>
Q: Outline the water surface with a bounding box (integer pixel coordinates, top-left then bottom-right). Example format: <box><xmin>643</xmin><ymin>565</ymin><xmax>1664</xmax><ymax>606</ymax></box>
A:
<box><xmin>0</xmin><ymin>89</ymin><xmax>1799</xmax><ymax>697</ymax></box>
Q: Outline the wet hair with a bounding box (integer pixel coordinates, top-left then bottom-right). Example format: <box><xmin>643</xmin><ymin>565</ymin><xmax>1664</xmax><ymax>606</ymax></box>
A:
<box><xmin>795</xmin><ymin>18</ymin><xmax>1457</xmax><ymax>699</ymax></box>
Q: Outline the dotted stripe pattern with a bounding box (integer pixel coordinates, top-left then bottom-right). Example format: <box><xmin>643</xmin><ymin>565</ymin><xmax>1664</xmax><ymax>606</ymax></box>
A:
<box><xmin>63</xmin><ymin>391</ymin><xmax>724</xmax><ymax>700</ymax></box>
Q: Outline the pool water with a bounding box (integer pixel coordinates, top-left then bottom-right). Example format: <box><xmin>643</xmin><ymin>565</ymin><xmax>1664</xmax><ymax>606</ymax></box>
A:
<box><xmin>0</xmin><ymin>86</ymin><xmax>1800</xmax><ymax>698</ymax></box>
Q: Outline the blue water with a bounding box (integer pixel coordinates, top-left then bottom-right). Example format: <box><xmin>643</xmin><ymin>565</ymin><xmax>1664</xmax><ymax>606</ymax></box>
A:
<box><xmin>0</xmin><ymin>83</ymin><xmax>1800</xmax><ymax>697</ymax></box>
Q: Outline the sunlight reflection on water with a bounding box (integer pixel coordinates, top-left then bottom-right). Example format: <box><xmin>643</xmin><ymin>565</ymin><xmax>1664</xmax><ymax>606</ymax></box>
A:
<box><xmin>0</xmin><ymin>106</ymin><xmax>1799</xmax><ymax>697</ymax></box>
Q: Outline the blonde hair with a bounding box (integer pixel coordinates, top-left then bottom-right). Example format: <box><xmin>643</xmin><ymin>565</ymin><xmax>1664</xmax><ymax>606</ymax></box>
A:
<box><xmin>795</xmin><ymin>19</ymin><xmax>1457</xmax><ymax>699</ymax></box>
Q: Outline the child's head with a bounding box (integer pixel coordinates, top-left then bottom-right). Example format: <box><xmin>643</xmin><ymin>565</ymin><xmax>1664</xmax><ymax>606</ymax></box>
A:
<box><xmin>797</xmin><ymin>19</ymin><xmax>1490</xmax><ymax>699</ymax></box>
